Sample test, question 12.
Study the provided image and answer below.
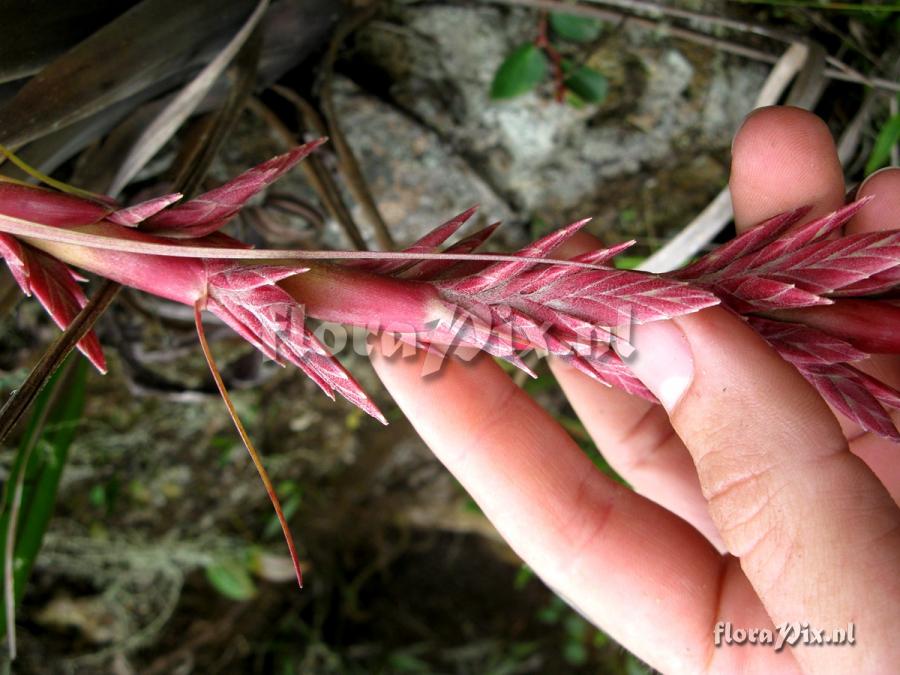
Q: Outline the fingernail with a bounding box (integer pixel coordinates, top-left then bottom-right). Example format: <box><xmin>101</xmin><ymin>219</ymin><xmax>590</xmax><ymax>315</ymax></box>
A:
<box><xmin>858</xmin><ymin>166</ymin><xmax>900</xmax><ymax>195</ymax></box>
<box><xmin>615</xmin><ymin>320</ymin><xmax>693</xmax><ymax>412</ymax></box>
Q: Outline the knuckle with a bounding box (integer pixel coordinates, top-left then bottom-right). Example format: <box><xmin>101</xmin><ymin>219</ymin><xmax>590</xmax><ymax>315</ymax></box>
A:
<box><xmin>696</xmin><ymin>448</ymin><xmax>799</xmax><ymax>579</ymax></box>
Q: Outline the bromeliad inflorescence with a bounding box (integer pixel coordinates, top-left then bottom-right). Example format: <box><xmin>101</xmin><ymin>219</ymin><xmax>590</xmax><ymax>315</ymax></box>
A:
<box><xmin>2</xmin><ymin>140</ymin><xmax>899</xmax><ymax>582</ymax></box>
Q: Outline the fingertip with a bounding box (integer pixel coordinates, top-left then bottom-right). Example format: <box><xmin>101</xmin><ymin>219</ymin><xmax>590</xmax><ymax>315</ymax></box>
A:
<box><xmin>848</xmin><ymin>167</ymin><xmax>900</xmax><ymax>233</ymax></box>
<box><xmin>730</xmin><ymin>106</ymin><xmax>845</xmax><ymax>231</ymax></box>
<box><xmin>550</xmin><ymin>230</ymin><xmax>605</xmax><ymax>259</ymax></box>
<box><xmin>650</xmin><ymin>307</ymin><xmax>849</xmax><ymax>484</ymax></box>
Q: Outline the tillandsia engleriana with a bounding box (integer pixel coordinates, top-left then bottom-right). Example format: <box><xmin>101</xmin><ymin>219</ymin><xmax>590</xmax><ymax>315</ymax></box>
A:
<box><xmin>1</xmin><ymin>139</ymin><xmax>899</xmax><ymax>587</ymax></box>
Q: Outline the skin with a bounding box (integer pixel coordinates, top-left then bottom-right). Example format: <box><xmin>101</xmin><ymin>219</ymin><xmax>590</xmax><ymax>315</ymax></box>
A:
<box><xmin>369</xmin><ymin>107</ymin><xmax>900</xmax><ymax>673</ymax></box>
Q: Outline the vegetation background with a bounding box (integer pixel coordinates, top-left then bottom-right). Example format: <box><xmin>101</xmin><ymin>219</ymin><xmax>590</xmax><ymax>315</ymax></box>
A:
<box><xmin>0</xmin><ymin>0</ymin><xmax>898</xmax><ymax>672</ymax></box>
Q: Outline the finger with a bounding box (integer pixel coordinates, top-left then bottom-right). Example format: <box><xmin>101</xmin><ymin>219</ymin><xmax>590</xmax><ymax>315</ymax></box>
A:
<box><xmin>549</xmin><ymin>359</ymin><xmax>723</xmax><ymax>547</ymax></box>
<box><xmin>624</xmin><ymin>308</ymin><xmax>900</xmax><ymax>671</ymax></box>
<box><xmin>370</xmin><ymin>345</ymin><xmax>790</xmax><ymax>672</ymax></box>
<box><xmin>729</xmin><ymin>106</ymin><xmax>877</xmax><ymax>441</ymax></box>
<box><xmin>730</xmin><ymin>106</ymin><xmax>845</xmax><ymax>231</ymax></box>
<box><xmin>550</xmin><ymin>232</ymin><xmax>722</xmax><ymax>546</ymax></box>
<box><xmin>846</xmin><ymin>167</ymin><xmax>900</xmax><ymax>399</ymax></box>
<box><xmin>843</xmin><ymin>167</ymin><xmax>900</xmax><ymax>494</ymax></box>
<box><xmin>848</xmin><ymin>167</ymin><xmax>900</xmax><ymax>234</ymax></box>
<box><xmin>732</xmin><ymin>111</ymin><xmax>900</xmax><ymax>489</ymax></box>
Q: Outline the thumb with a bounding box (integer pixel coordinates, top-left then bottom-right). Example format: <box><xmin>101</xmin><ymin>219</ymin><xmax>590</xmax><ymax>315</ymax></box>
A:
<box><xmin>622</xmin><ymin>308</ymin><xmax>900</xmax><ymax>671</ymax></box>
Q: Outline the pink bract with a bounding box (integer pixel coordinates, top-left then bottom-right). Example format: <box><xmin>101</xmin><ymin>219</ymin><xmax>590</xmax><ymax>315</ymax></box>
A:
<box><xmin>1</xmin><ymin>141</ymin><xmax>898</xmax><ymax>440</ymax></box>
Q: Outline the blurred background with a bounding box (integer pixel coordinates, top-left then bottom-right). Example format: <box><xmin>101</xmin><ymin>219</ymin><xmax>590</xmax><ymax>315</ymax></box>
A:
<box><xmin>0</xmin><ymin>0</ymin><xmax>898</xmax><ymax>672</ymax></box>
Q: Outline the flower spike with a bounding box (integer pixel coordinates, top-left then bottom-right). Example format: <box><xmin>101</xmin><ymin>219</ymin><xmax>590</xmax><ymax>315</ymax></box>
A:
<box><xmin>0</xmin><ymin>143</ymin><xmax>898</xmax><ymax>440</ymax></box>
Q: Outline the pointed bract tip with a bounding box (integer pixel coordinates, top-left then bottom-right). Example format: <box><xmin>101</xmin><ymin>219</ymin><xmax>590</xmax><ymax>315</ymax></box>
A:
<box><xmin>787</xmin><ymin>204</ymin><xmax>814</xmax><ymax>218</ymax></box>
<box><xmin>108</xmin><ymin>192</ymin><xmax>185</xmax><ymax>226</ymax></box>
<box><xmin>276</xmin><ymin>140</ymin><xmax>325</xmax><ymax>164</ymax></box>
<box><xmin>82</xmin><ymin>347</ymin><xmax>108</xmax><ymax>374</ymax></box>
<box><xmin>572</xmin><ymin>240</ymin><xmax>635</xmax><ymax>265</ymax></box>
<box><xmin>558</xmin><ymin>218</ymin><xmax>592</xmax><ymax>236</ymax></box>
<box><xmin>524</xmin><ymin>218</ymin><xmax>592</xmax><ymax>254</ymax></box>
<box><xmin>827</xmin><ymin>197</ymin><xmax>871</xmax><ymax>220</ymax></box>
<box><xmin>448</xmin><ymin>205</ymin><xmax>480</xmax><ymax>228</ymax></box>
<box><xmin>520</xmin><ymin>361</ymin><xmax>538</xmax><ymax>379</ymax></box>
<box><xmin>475</xmin><ymin>221</ymin><xmax>502</xmax><ymax>242</ymax></box>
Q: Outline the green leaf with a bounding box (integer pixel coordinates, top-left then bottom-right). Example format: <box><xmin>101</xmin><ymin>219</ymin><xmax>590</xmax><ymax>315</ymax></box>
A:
<box><xmin>613</xmin><ymin>255</ymin><xmax>646</xmax><ymax>270</ymax></box>
<box><xmin>387</xmin><ymin>649</ymin><xmax>431</xmax><ymax>673</ymax></box>
<box><xmin>565</xmin><ymin>613</ymin><xmax>589</xmax><ymax>639</ymax></box>
<box><xmin>563</xmin><ymin>641</ymin><xmax>588</xmax><ymax>665</ymax></box>
<box><xmin>88</xmin><ymin>484</ymin><xmax>107</xmax><ymax>508</ymax></box>
<box><xmin>263</xmin><ymin>492</ymin><xmax>301</xmax><ymax>539</ymax></box>
<box><xmin>0</xmin><ymin>356</ymin><xmax>88</xmax><ymax>637</ymax></box>
<box><xmin>619</xmin><ymin>208</ymin><xmax>638</xmax><ymax>226</ymax></box>
<box><xmin>490</xmin><ymin>43</ymin><xmax>549</xmax><ymax>100</ymax></box>
<box><xmin>513</xmin><ymin>564</ymin><xmax>534</xmax><ymax>589</ymax></box>
<box><xmin>205</xmin><ymin>558</ymin><xmax>257</xmax><ymax>601</ymax></box>
<box><xmin>550</xmin><ymin>12</ymin><xmax>602</xmax><ymax>42</ymax></box>
<box><xmin>864</xmin><ymin>112</ymin><xmax>900</xmax><ymax>175</ymax></box>
<box><xmin>523</xmin><ymin>371</ymin><xmax>557</xmax><ymax>395</ymax></box>
<box><xmin>537</xmin><ymin>596</ymin><xmax>566</xmax><ymax>624</ymax></box>
<box><xmin>565</xmin><ymin>91</ymin><xmax>586</xmax><ymax>109</ymax></box>
<box><xmin>529</xmin><ymin>215</ymin><xmax>553</xmax><ymax>239</ymax></box>
<box><xmin>564</xmin><ymin>66</ymin><xmax>608</xmax><ymax>103</ymax></box>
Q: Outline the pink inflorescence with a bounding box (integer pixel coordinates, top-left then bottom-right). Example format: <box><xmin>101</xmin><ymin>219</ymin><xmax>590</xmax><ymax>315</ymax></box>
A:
<box><xmin>1</xmin><ymin>141</ymin><xmax>899</xmax><ymax>439</ymax></box>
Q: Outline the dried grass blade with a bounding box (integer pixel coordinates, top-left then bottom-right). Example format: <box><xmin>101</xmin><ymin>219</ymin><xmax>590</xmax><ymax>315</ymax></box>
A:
<box><xmin>0</xmin><ymin>0</ymin><xmax>258</xmax><ymax>148</ymax></box>
<box><xmin>171</xmin><ymin>27</ymin><xmax>263</xmax><ymax>198</ymax></box>
<box><xmin>107</xmin><ymin>0</ymin><xmax>270</xmax><ymax>195</ymax></box>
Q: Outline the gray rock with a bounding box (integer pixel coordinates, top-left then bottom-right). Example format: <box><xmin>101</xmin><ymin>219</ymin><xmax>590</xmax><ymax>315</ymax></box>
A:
<box><xmin>339</xmin><ymin>3</ymin><xmax>768</xmax><ymax>243</ymax></box>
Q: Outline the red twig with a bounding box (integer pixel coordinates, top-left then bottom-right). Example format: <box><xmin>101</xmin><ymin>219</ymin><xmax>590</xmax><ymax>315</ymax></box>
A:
<box><xmin>535</xmin><ymin>12</ymin><xmax>567</xmax><ymax>103</ymax></box>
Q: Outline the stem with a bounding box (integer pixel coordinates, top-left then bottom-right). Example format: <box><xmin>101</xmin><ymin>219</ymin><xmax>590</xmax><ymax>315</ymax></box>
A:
<box><xmin>0</xmin><ymin>280</ymin><xmax>119</xmax><ymax>445</ymax></box>
<box><xmin>320</xmin><ymin>4</ymin><xmax>395</xmax><ymax>250</ymax></box>
<box><xmin>247</xmin><ymin>95</ymin><xmax>369</xmax><ymax>251</ymax></box>
<box><xmin>535</xmin><ymin>12</ymin><xmax>566</xmax><ymax>103</ymax></box>
<box><xmin>7</xmin><ymin>216</ymin><xmax>607</xmax><ymax>270</ymax></box>
<box><xmin>193</xmin><ymin>302</ymin><xmax>304</xmax><ymax>589</ymax></box>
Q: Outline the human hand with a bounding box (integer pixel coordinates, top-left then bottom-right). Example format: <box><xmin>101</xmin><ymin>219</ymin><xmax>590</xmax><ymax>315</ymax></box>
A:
<box><xmin>370</xmin><ymin>106</ymin><xmax>900</xmax><ymax>673</ymax></box>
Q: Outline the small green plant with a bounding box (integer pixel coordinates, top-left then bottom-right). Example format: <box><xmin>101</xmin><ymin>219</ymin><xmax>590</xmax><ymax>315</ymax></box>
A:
<box><xmin>536</xmin><ymin>595</ymin><xmax>597</xmax><ymax>666</ymax></box>
<box><xmin>491</xmin><ymin>43</ymin><xmax>549</xmax><ymax>100</ymax></box>
<box><xmin>549</xmin><ymin>12</ymin><xmax>602</xmax><ymax>43</ymax></box>
<box><xmin>264</xmin><ymin>481</ymin><xmax>303</xmax><ymax>539</ymax></box>
<box><xmin>205</xmin><ymin>552</ymin><xmax>258</xmax><ymax>601</ymax></box>
<box><xmin>491</xmin><ymin>12</ymin><xmax>608</xmax><ymax>105</ymax></box>
<box><xmin>0</xmin><ymin>356</ymin><xmax>87</xmax><ymax>655</ymax></box>
<box><xmin>533</xmin><ymin>593</ymin><xmax>652</xmax><ymax>672</ymax></box>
